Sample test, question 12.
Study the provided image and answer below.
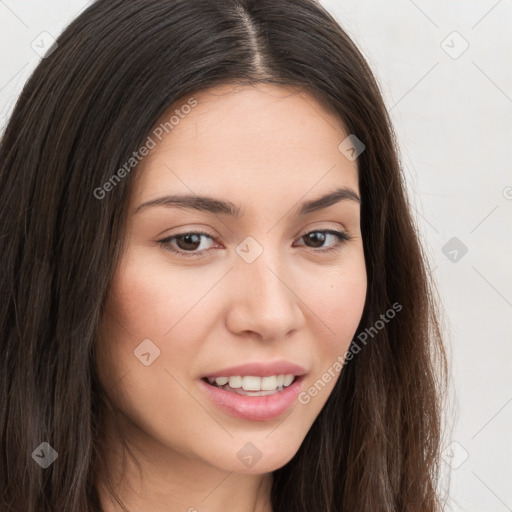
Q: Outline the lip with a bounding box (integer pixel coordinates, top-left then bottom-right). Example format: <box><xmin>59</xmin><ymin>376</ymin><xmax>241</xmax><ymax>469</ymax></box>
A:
<box><xmin>201</xmin><ymin>360</ymin><xmax>307</xmax><ymax>379</ymax></box>
<box><xmin>199</xmin><ymin>374</ymin><xmax>305</xmax><ymax>421</ymax></box>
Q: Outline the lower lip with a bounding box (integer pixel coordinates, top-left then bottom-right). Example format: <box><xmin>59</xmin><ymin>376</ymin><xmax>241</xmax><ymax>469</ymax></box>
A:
<box><xmin>198</xmin><ymin>376</ymin><xmax>305</xmax><ymax>422</ymax></box>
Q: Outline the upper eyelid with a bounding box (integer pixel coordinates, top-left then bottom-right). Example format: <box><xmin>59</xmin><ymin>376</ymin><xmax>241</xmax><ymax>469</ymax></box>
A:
<box><xmin>163</xmin><ymin>225</ymin><xmax>347</xmax><ymax>241</ymax></box>
<box><xmin>160</xmin><ymin>227</ymin><xmax>348</xmax><ymax>250</ymax></box>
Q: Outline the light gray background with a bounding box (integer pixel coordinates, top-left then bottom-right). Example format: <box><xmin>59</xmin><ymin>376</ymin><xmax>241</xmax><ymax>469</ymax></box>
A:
<box><xmin>1</xmin><ymin>1</ymin><xmax>511</xmax><ymax>510</ymax></box>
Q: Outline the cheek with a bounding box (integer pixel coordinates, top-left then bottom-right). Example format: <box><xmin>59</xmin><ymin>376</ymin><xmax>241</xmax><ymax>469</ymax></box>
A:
<box><xmin>98</xmin><ymin>249</ymin><xmax>225</xmax><ymax>388</ymax></box>
<box><xmin>299</xmin><ymin>252</ymin><xmax>367</xmax><ymax>350</ymax></box>
<box><xmin>105</xmin><ymin>250</ymin><xmax>209</xmax><ymax>342</ymax></box>
<box><xmin>288</xmin><ymin>260</ymin><xmax>366</xmax><ymax>425</ymax></box>
<box><xmin>327</xmin><ymin>270</ymin><xmax>367</xmax><ymax>339</ymax></box>
<box><xmin>96</xmin><ymin>256</ymin><xmax>213</xmax><ymax>436</ymax></box>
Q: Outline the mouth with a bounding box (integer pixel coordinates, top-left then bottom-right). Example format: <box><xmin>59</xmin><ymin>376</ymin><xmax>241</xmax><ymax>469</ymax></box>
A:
<box><xmin>199</xmin><ymin>374</ymin><xmax>306</xmax><ymax>421</ymax></box>
<box><xmin>201</xmin><ymin>374</ymin><xmax>299</xmax><ymax>396</ymax></box>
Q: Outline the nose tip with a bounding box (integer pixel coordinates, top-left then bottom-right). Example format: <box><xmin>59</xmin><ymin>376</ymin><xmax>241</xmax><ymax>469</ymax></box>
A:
<box><xmin>225</xmin><ymin>253</ymin><xmax>305</xmax><ymax>339</ymax></box>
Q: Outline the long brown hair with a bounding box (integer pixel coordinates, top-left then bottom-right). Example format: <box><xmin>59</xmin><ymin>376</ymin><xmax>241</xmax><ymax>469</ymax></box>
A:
<box><xmin>0</xmin><ymin>0</ymin><xmax>448</xmax><ymax>510</ymax></box>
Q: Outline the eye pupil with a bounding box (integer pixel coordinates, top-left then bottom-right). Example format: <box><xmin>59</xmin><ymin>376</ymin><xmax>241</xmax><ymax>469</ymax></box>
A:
<box><xmin>305</xmin><ymin>231</ymin><xmax>326</xmax><ymax>248</ymax></box>
<box><xmin>177</xmin><ymin>233</ymin><xmax>201</xmax><ymax>250</ymax></box>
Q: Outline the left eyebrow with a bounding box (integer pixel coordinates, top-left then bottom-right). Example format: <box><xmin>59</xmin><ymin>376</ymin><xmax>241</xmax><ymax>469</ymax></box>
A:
<box><xmin>134</xmin><ymin>186</ymin><xmax>361</xmax><ymax>217</ymax></box>
<box><xmin>295</xmin><ymin>186</ymin><xmax>361</xmax><ymax>216</ymax></box>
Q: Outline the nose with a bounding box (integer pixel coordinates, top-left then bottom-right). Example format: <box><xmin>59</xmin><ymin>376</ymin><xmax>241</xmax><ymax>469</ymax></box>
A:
<box><xmin>225</xmin><ymin>245</ymin><xmax>306</xmax><ymax>340</ymax></box>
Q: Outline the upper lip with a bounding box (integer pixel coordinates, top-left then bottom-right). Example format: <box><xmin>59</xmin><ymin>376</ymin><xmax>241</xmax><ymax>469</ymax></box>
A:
<box><xmin>201</xmin><ymin>360</ymin><xmax>307</xmax><ymax>379</ymax></box>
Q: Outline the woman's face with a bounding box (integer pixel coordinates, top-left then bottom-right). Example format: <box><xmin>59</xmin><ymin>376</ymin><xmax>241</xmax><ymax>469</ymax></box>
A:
<box><xmin>97</xmin><ymin>83</ymin><xmax>367</xmax><ymax>476</ymax></box>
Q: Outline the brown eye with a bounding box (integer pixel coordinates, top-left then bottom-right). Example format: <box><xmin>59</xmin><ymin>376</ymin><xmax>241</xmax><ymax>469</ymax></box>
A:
<box><xmin>295</xmin><ymin>229</ymin><xmax>351</xmax><ymax>252</ymax></box>
<box><xmin>158</xmin><ymin>231</ymin><xmax>216</xmax><ymax>257</ymax></box>
<box><xmin>157</xmin><ymin>229</ymin><xmax>351</xmax><ymax>259</ymax></box>
<box><xmin>303</xmin><ymin>231</ymin><xmax>327</xmax><ymax>248</ymax></box>
<box><xmin>174</xmin><ymin>233</ymin><xmax>203</xmax><ymax>251</ymax></box>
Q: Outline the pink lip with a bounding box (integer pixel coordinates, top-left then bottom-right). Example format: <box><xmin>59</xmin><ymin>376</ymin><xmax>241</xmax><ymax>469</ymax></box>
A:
<box><xmin>201</xmin><ymin>360</ymin><xmax>307</xmax><ymax>379</ymax></box>
<box><xmin>198</xmin><ymin>375</ymin><xmax>305</xmax><ymax>421</ymax></box>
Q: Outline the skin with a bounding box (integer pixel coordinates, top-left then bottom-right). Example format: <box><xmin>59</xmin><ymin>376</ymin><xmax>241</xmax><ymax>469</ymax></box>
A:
<box><xmin>95</xmin><ymin>83</ymin><xmax>367</xmax><ymax>512</ymax></box>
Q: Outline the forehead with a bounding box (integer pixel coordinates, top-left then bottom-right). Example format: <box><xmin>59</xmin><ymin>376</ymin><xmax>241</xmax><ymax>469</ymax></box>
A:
<box><xmin>133</xmin><ymin>83</ymin><xmax>359</xmax><ymax>209</ymax></box>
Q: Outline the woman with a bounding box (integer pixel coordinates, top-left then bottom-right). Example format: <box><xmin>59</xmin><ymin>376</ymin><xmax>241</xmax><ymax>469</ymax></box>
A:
<box><xmin>0</xmin><ymin>0</ymin><xmax>447</xmax><ymax>510</ymax></box>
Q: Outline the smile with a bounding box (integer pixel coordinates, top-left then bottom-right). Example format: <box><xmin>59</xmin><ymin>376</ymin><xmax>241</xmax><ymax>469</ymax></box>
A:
<box><xmin>203</xmin><ymin>374</ymin><xmax>297</xmax><ymax>395</ymax></box>
<box><xmin>199</xmin><ymin>374</ymin><xmax>305</xmax><ymax>421</ymax></box>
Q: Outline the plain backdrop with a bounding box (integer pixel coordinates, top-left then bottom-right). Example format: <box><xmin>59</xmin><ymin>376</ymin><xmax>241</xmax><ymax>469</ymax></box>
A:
<box><xmin>1</xmin><ymin>1</ymin><xmax>511</xmax><ymax>511</ymax></box>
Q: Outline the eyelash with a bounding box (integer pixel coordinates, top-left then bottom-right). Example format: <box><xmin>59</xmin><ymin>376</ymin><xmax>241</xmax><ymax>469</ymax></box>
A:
<box><xmin>157</xmin><ymin>229</ymin><xmax>352</xmax><ymax>258</ymax></box>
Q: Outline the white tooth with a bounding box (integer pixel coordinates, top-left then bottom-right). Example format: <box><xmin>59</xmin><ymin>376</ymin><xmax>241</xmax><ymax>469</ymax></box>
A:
<box><xmin>215</xmin><ymin>377</ymin><xmax>229</xmax><ymax>386</ymax></box>
<box><xmin>276</xmin><ymin>374</ymin><xmax>284</xmax><ymax>387</ymax></box>
<box><xmin>283</xmin><ymin>374</ymin><xmax>294</xmax><ymax>387</ymax></box>
<box><xmin>261</xmin><ymin>375</ymin><xmax>277</xmax><ymax>390</ymax></box>
<box><xmin>207</xmin><ymin>377</ymin><xmax>216</xmax><ymax>385</ymax></box>
<box><xmin>228</xmin><ymin>376</ymin><xmax>242</xmax><ymax>388</ymax></box>
<box><xmin>242</xmin><ymin>376</ymin><xmax>261</xmax><ymax>391</ymax></box>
